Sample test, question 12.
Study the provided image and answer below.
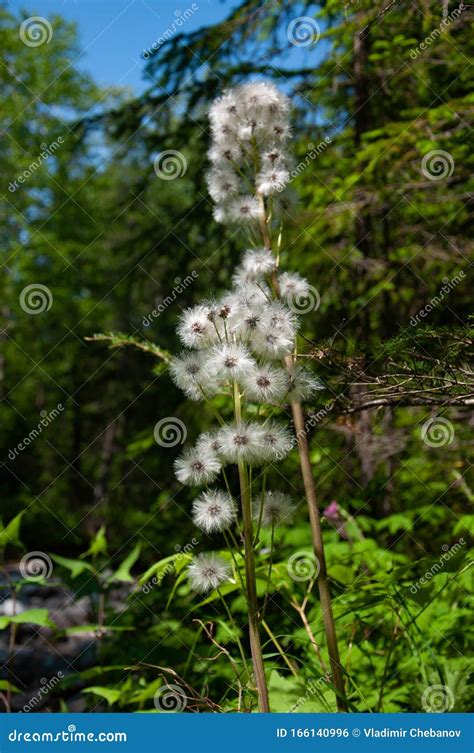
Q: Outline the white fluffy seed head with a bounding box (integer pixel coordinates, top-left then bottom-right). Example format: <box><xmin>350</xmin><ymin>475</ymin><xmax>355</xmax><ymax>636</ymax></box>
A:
<box><xmin>239</xmin><ymin>248</ymin><xmax>277</xmax><ymax>280</ymax></box>
<box><xmin>286</xmin><ymin>365</ymin><xmax>324</xmax><ymax>402</ymax></box>
<box><xmin>227</xmin><ymin>196</ymin><xmax>263</xmax><ymax>224</ymax></box>
<box><xmin>217</xmin><ymin>422</ymin><xmax>266</xmax><ymax>466</ymax></box>
<box><xmin>177</xmin><ymin>305</ymin><xmax>218</xmax><ymax>349</ymax></box>
<box><xmin>174</xmin><ymin>447</ymin><xmax>221</xmax><ymax>486</ymax></box>
<box><xmin>196</xmin><ymin>430</ymin><xmax>222</xmax><ymax>457</ymax></box>
<box><xmin>278</xmin><ymin>272</ymin><xmax>310</xmax><ymax>303</ymax></box>
<box><xmin>256</xmin><ymin>168</ymin><xmax>290</xmax><ymax>196</ymax></box>
<box><xmin>253</xmin><ymin>490</ymin><xmax>295</xmax><ymax>527</ymax></box>
<box><xmin>242</xmin><ymin>363</ymin><xmax>288</xmax><ymax>404</ymax></box>
<box><xmin>259</xmin><ymin>421</ymin><xmax>294</xmax><ymax>462</ymax></box>
<box><xmin>192</xmin><ymin>490</ymin><xmax>236</xmax><ymax>533</ymax></box>
<box><xmin>169</xmin><ymin>351</ymin><xmax>216</xmax><ymax>401</ymax></box>
<box><xmin>188</xmin><ymin>552</ymin><xmax>231</xmax><ymax>593</ymax></box>
<box><xmin>207</xmin><ymin>343</ymin><xmax>256</xmax><ymax>382</ymax></box>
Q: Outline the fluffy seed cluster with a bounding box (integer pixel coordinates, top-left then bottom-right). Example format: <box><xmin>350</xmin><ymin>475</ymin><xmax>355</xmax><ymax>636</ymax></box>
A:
<box><xmin>188</xmin><ymin>552</ymin><xmax>231</xmax><ymax>593</ymax></box>
<box><xmin>166</xmin><ymin>82</ymin><xmax>324</xmax><ymax>596</ymax></box>
<box><xmin>206</xmin><ymin>82</ymin><xmax>294</xmax><ymax>224</ymax></box>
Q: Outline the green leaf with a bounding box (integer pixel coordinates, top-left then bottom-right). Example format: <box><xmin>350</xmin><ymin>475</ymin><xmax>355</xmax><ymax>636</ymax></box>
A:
<box><xmin>81</xmin><ymin>525</ymin><xmax>108</xmax><ymax>559</ymax></box>
<box><xmin>51</xmin><ymin>554</ymin><xmax>95</xmax><ymax>578</ymax></box>
<box><xmin>0</xmin><ymin>511</ymin><xmax>24</xmax><ymax>550</ymax></box>
<box><xmin>0</xmin><ymin>608</ymin><xmax>53</xmax><ymax>630</ymax></box>
<box><xmin>0</xmin><ymin>680</ymin><xmax>21</xmax><ymax>693</ymax></box>
<box><xmin>82</xmin><ymin>686</ymin><xmax>121</xmax><ymax>706</ymax></box>
<box><xmin>109</xmin><ymin>542</ymin><xmax>141</xmax><ymax>583</ymax></box>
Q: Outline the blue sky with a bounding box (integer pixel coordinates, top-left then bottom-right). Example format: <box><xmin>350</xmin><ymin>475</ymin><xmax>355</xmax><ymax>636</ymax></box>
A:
<box><xmin>11</xmin><ymin>0</ymin><xmax>241</xmax><ymax>92</ymax></box>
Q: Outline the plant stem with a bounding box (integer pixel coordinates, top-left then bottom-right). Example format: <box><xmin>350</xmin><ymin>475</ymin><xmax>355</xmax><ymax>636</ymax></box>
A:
<box><xmin>286</xmin><ymin>391</ymin><xmax>347</xmax><ymax>711</ymax></box>
<box><xmin>256</xmin><ymin>195</ymin><xmax>348</xmax><ymax>712</ymax></box>
<box><xmin>233</xmin><ymin>381</ymin><xmax>270</xmax><ymax>712</ymax></box>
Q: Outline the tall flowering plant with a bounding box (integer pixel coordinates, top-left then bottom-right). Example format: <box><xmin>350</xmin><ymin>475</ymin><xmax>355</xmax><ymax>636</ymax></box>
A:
<box><xmin>170</xmin><ymin>82</ymin><xmax>346</xmax><ymax>712</ymax></box>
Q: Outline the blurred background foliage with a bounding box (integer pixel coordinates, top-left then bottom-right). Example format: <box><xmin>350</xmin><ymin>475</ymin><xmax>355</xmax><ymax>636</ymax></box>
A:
<box><xmin>0</xmin><ymin>0</ymin><xmax>472</xmax><ymax>712</ymax></box>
